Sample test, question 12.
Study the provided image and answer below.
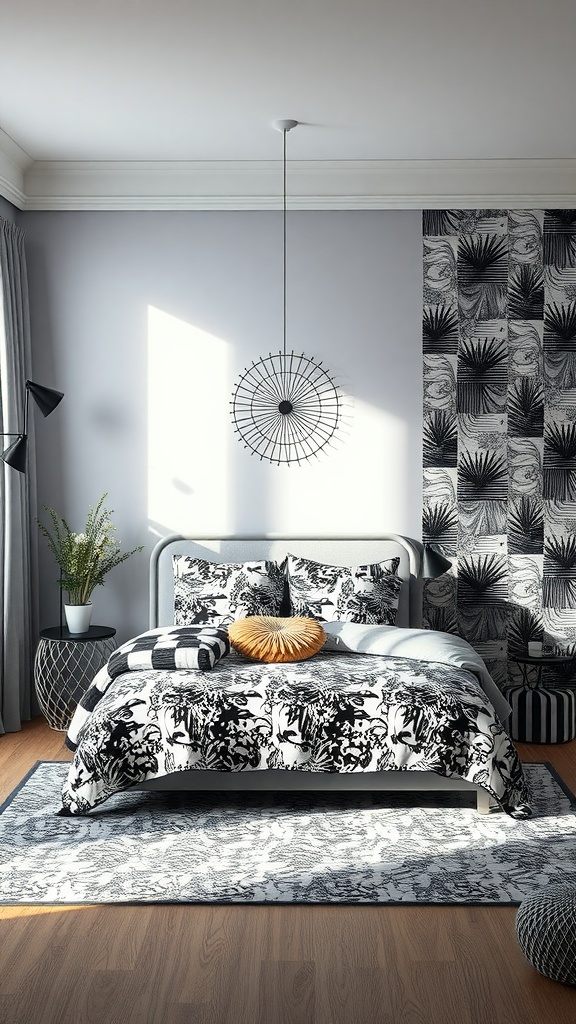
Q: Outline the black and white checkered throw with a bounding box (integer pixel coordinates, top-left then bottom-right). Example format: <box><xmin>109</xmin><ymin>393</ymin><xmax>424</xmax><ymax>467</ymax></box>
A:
<box><xmin>66</xmin><ymin>625</ymin><xmax>229</xmax><ymax>751</ymax></box>
<box><xmin>108</xmin><ymin>625</ymin><xmax>229</xmax><ymax>676</ymax></box>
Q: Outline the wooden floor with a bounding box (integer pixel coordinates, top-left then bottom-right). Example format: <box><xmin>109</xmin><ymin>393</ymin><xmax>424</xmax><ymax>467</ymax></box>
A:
<box><xmin>1</xmin><ymin>720</ymin><xmax>575</xmax><ymax>1024</ymax></box>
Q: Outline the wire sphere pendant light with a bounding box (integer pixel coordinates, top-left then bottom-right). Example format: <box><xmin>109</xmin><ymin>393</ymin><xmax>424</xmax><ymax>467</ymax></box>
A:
<box><xmin>231</xmin><ymin>119</ymin><xmax>342</xmax><ymax>465</ymax></box>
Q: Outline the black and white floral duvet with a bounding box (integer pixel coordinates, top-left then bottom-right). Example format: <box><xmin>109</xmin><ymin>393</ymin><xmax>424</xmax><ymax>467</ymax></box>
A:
<box><xmin>62</xmin><ymin>630</ymin><xmax>531</xmax><ymax>817</ymax></box>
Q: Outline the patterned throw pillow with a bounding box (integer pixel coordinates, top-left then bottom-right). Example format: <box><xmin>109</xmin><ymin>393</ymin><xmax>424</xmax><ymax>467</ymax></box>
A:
<box><xmin>229</xmin><ymin>616</ymin><xmax>326</xmax><ymax>663</ymax></box>
<box><xmin>173</xmin><ymin>557</ymin><xmax>285</xmax><ymax>627</ymax></box>
<box><xmin>286</xmin><ymin>554</ymin><xmax>402</xmax><ymax>625</ymax></box>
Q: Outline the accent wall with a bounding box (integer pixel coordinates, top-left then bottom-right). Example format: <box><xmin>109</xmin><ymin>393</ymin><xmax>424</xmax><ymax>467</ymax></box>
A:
<box><xmin>422</xmin><ymin>210</ymin><xmax>576</xmax><ymax>687</ymax></box>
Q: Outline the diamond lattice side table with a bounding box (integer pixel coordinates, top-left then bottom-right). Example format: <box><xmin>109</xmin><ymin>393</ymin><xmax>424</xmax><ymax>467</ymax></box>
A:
<box><xmin>34</xmin><ymin>625</ymin><xmax>116</xmax><ymax>732</ymax></box>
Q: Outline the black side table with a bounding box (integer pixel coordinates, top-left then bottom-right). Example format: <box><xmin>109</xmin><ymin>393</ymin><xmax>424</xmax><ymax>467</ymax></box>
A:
<box><xmin>513</xmin><ymin>654</ymin><xmax>576</xmax><ymax>687</ymax></box>
<box><xmin>34</xmin><ymin>626</ymin><xmax>116</xmax><ymax>732</ymax></box>
<box><xmin>505</xmin><ymin>655</ymin><xmax>576</xmax><ymax>743</ymax></box>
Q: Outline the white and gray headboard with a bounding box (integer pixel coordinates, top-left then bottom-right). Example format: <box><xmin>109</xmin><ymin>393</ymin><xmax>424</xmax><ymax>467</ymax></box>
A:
<box><xmin>149</xmin><ymin>534</ymin><xmax>424</xmax><ymax>630</ymax></box>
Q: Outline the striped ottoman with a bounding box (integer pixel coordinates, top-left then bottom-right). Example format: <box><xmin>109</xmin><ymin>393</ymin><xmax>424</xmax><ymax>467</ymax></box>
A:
<box><xmin>516</xmin><ymin>885</ymin><xmax>576</xmax><ymax>985</ymax></box>
<box><xmin>502</xmin><ymin>684</ymin><xmax>576</xmax><ymax>743</ymax></box>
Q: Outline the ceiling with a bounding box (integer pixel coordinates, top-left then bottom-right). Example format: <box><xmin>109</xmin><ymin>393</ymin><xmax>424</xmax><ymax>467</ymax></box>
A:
<box><xmin>2</xmin><ymin>0</ymin><xmax>576</xmax><ymax>210</ymax></box>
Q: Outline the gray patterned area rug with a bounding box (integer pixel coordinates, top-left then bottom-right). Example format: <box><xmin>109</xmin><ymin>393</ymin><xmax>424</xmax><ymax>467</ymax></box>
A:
<box><xmin>1</xmin><ymin>761</ymin><xmax>576</xmax><ymax>905</ymax></box>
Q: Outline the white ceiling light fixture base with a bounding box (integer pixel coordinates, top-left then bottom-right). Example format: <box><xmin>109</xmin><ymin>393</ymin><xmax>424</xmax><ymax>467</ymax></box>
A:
<box><xmin>272</xmin><ymin>119</ymin><xmax>298</xmax><ymax>133</ymax></box>
<box><xmin>231</xmin><ymin>119</ymin><xmax>344</xmax><ymax>466</ymax></box>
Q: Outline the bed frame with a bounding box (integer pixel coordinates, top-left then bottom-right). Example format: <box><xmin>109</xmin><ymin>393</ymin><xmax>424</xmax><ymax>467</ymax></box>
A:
<box><xmin>141</xmin><ymin>533</ymin><xmax>494</xmax><ymax>813</ymax></box>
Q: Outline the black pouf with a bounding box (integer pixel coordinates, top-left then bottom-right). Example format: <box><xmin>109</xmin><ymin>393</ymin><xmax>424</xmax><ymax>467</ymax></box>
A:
<box><xmin>502</xmin><ymin>683</ymin><xmax>576</xmax><ymax>743</ymax></box>
<box><xmin>516</xmin><ymin>884</ymin><xmax>576</xmax><ymax>985</ymax></box>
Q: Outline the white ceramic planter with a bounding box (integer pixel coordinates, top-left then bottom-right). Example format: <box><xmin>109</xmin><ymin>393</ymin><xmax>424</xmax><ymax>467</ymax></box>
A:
<box><xmin>64</xmin><ymin>603</ymin><xmax>93</xmax><ymax>634</ymax></box>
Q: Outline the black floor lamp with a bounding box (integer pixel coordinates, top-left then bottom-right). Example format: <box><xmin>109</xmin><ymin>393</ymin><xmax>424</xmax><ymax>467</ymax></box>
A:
<box><xmin>1</xmin><ymin>379</ymin><xmax>64</xmax><ymax>473</ymax></box>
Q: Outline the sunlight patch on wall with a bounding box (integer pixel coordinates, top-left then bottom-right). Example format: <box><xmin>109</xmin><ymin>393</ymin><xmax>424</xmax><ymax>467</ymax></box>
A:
<box><xmin>269</xmin><ymin>398</ymin><xmax>407</xmax><ymax>534</ymax></box>
<box><xmin>147</xmin><ymin>306</ymin><xmax>231</xmax><ymax>535</ymax></box>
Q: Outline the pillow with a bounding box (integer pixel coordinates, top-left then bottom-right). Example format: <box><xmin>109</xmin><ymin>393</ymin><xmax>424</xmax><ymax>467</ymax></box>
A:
<box><xmin>173</xmin><ymin>557</ymin><xmax>284</xmax><ymax>627</ymax></box>
<box><xmin>228</xmin><ymin>615</ymin><xmax>326</xmax><ymax>663</ymax></box>
<box><xmin>286</xmin><ymin>554</ymin><xmax>402</xmax><ymax>625</ymax></box>
<box><xmin>321</xmin><ymin>621</ymin><xmax>397</xmax><ymax>654</ymax></box>
<box><xmin>107</xmin><ymin>625</ymin><xmax>230</xmax><ymax>676</ymax></box>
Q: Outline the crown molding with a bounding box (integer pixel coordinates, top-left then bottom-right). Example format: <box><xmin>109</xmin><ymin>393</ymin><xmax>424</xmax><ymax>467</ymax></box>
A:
<box><xmin>0</xmin><ymin>128</ymin><xmax>32</xmax><ymax>209</ymax></box>
<box><xmin>1</xmin><ymin>146</ymin><xmax>576</xmax><ymax>211</ymax></box>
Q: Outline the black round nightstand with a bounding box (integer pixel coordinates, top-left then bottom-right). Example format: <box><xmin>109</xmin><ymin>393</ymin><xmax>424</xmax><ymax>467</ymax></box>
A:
<box><xmin>512</xmin><ymin>654</ymin><xmax>576</xmax><ymax>687</ymax></box>
<box><xmin>34</xmin><ymin>626</ymin><xmax>116</xmax><ymax>732</ymax></box>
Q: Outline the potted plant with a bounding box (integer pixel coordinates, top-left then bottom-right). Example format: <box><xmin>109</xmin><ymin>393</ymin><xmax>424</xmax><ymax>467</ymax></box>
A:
<box><xmin>38</xmin><ymin>493</ymin><xmax>143</xmax><ymax>633</ymax></box>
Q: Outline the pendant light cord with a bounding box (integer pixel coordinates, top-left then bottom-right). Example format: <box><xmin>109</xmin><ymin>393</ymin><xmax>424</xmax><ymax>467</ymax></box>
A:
<box><xmin>283</xmin><ymin>127</ymin><xmax>287</xmax><ymax>360</ymax></box>
<box><xmin>230</xmin><ymin>119</ymin><xmax>342</xmax><ymax>465</ymax></box>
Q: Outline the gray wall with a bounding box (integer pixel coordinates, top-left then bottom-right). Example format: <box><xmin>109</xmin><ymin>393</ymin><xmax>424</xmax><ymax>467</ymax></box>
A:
<box><xmin>22</xmin><ymin>210</ymin><xmax>423</xmax><ymax>642</ymax></box>
<box><xmin>0</xmin><ymin>196</ymin><xmax>18</xmax><ymax>223</ymax></box>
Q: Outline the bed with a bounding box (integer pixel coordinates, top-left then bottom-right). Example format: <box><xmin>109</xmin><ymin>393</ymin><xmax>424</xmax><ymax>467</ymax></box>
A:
<box><xmin>61</xmin><ymin>534</ymin><xmax>531</xmax><ymax>818</ymax></box>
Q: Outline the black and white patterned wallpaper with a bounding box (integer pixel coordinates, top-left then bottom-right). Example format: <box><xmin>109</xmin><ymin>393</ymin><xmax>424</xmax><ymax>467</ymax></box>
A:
<box><xmin>422</xmin><ymin>210</ymin><xmax>576</xmax><ymax>687</ymax></box>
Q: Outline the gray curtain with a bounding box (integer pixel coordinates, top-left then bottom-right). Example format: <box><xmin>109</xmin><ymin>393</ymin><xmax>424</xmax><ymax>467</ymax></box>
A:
<box><xmin>0</xmin><ymin>218</ymin><xmax>38</xmax><ymax>733</ymax></box>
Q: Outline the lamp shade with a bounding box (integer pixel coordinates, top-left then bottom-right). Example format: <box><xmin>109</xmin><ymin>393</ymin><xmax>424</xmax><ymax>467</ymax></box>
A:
<box><xmin>27</xmin><ymin>380</ymin><xmax>64</xmax><ymax>417</ymax></box>
<box><xmin>1</xmin><ymin>379</ymin><xmax>63</xmax><ymax>474</ymax></box>
<box><xmin>1</xmin><ymin>435</ymin><xmax>28</xmax><ymax>473</ymax></box>
<box><xmin>423</xmin><ymin>544</ymin><xmax>452</xmax><ymax>579</ymax></box>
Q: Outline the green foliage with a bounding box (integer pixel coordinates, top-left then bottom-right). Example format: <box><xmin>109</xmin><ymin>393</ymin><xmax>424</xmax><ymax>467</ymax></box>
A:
<box><xmin>38</xmin><ymin>494</ymin><xmax>143</xmax><ymax>605</ymax></box>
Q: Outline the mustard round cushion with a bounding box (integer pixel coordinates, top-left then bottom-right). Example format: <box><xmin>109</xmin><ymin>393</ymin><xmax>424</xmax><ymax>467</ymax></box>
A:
<box><xmin>228</xmin><ymin>616</ymin><xmax>326</xmax><ymax>663</ymax></box>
